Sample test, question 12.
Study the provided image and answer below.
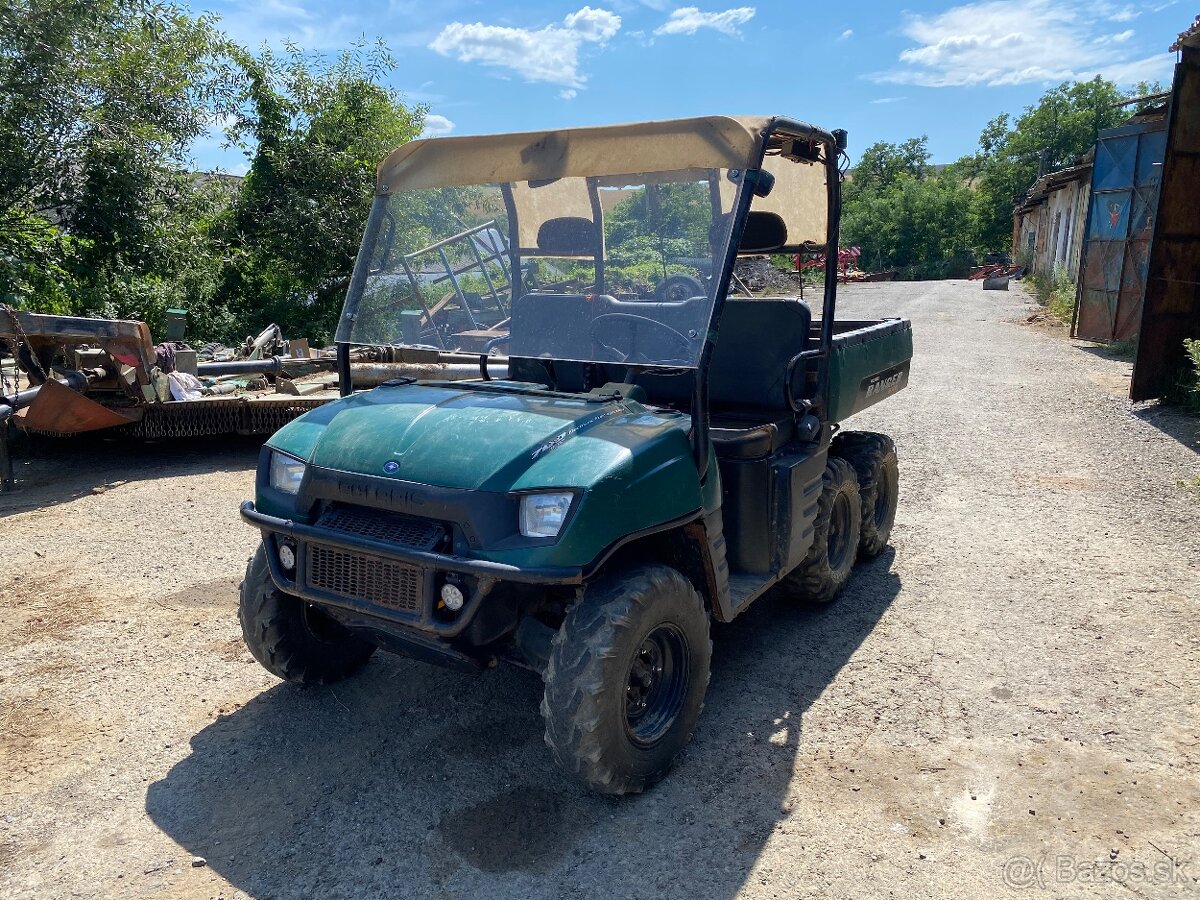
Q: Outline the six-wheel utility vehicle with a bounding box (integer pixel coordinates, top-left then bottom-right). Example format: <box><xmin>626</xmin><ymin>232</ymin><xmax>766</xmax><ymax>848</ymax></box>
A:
<box><xmin>239</xmin><ymin>116</ymin><xmax>912</xmax><ymax>794</ymax></box>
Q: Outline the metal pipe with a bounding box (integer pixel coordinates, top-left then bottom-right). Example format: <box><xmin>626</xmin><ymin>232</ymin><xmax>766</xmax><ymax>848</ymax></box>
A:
<box><xmin>197</xmin><ymin>356</ymin><xmax>284</xmax><ymax>376</ymax></box>
<box><xmin>195</xmin><ymin>356</ymin><xmax>339</xmax><ymax>377</ymax></box>
<box><xmin>0</xmin><ymin>367</ymin><xmax>105</xmax><ymax>422</ymax></box>
<box><xmin>817</xmin><ymin>132</ymin><xmax>845</xmax><ymax>420</ymax></box>
<box><xmin>0</xmin><ymin>385</ymin><xmax>41</xmax><ymax>419</ymax></box>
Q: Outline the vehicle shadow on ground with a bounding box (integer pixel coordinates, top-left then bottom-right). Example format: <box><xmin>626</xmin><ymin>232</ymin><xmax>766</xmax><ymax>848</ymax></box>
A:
<box><xmin>146</xmin><ymin>552</ymin><xmax>901</xmax><ymax>899</ymax></box>
<box><xmin>0</xmin><ymin>432</ymin><xmax>263</xmax><ymax>518</ymax></box>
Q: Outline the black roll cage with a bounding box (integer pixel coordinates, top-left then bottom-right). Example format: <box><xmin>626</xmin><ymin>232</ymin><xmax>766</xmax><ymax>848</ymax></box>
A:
<box><xmin>335</xmin><ymin>116</ymin><xmax>846</xmax><ymax>478</ymax></box>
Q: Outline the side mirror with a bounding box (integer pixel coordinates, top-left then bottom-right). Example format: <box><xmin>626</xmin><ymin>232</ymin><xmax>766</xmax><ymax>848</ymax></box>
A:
<box><xmin>746</xmin><ymin>169</ymin><xmax>775</xmax><ymax>198</ymax></box>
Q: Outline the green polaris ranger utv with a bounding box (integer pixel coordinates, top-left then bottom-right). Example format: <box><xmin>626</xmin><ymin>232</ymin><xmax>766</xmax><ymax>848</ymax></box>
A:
<box><xmin>239</xmin><ymin>115</ymin><xmax>912</xmax><ymax>794</ymax></box>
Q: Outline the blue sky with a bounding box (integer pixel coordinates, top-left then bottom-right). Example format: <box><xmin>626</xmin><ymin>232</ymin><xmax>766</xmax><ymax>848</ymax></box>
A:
<box><xmin>188</xmin><ymin>0</ymin><xmax>1187</xmax><ymax>174</ymax></box>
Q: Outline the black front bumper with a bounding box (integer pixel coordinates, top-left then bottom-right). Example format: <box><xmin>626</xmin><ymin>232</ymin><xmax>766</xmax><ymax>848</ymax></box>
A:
<box><xmin>240</xmin><ymin>501</ymin><xmax>583</xmax><ymax>638</ymax></box>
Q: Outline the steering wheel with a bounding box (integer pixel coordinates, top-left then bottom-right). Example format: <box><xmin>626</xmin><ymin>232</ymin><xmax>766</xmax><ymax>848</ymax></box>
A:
<box><xmin>588</xmin><ymin>313</ymin><xmax>696</xmax><ymax>365</ymax></box>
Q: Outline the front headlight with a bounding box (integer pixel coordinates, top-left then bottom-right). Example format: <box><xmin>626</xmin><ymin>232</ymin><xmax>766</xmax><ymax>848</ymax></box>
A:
<box><xmin>519</xmin><ymin>492</ymin><xmax>574</xmax><ymax>538</ymax></box>
<box><xmin>269</xmin><ymin>450</ymin><xmax>307</xmax><ymax>495</ymax></box>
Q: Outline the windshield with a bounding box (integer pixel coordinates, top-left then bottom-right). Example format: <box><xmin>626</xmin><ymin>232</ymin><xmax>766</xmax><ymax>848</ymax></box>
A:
<box><xmin>341</xmin><ymin>168</ymin><xmax>746</xmax><ymax>368</ymax></box>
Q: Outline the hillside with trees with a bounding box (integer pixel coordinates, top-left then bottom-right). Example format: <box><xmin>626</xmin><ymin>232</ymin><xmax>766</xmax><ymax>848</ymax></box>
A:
<box><xmin>0</xmin><ymin>0</ymin><xmax>422</xmax><ymax>343</ymax></box>
<box><xmin>841</xmin><ymin>77</ymin><xmax>1162</xmax><ymax>280</ymax></box>
<box><xmin>0</xmin><ymin>0</ymin><xmax>1168</xmax><ymax>338</ymax></box>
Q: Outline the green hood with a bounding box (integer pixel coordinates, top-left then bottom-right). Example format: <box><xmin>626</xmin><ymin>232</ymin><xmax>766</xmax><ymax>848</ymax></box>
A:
<box><xmin>268</xmin><ymin>382</ymin><xmax>693</xmax><ymax>494</ymax></box>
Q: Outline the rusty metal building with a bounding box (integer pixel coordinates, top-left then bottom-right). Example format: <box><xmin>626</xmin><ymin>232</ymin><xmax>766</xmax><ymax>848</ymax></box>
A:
<box><xmin>1013</xmin><ymin>156</ymin><xmax>1093</xmax><ymax>281</ymax></box>
<box><xmin>1072</xmin><ymin>110</ymin><xmax>1168</xmax><ymax>342</ymax></box>
<box><xmin>1130</xmin><ymin>18</ymin><xmax>1200</xmax><ymax>400</ymax></box>
<box><xmin>1011</xmin><ymin>16</ymin><xmax>1200</xmax><ymax>400</ymax></box>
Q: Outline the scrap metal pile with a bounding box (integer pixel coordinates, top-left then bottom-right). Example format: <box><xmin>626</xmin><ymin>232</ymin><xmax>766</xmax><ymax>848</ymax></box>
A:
<box><xmin>0</xmin><ymin>308</ymin><xmax>342</xmax><ymax>443</ymax></box>
<box><xmin>968</xmin><ymin>263</ymin><xmax>1025</xmax><ymax>290</ymax></box>
<box><xmin>794</xmin><ymin>247</ymin><xmax>898</xmax><ymax>283</ymax></box>
<box><xmin>0</xmin><ymin>306</ymin><xmax>490</xmax><ymax>490</ymax></box>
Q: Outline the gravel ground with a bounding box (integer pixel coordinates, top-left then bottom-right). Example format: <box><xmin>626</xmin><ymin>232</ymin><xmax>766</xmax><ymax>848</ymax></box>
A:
<box><xmin>1</xmin><ymin>279</ymin><xmax>1198</xmax><ymax>900</ymax></box>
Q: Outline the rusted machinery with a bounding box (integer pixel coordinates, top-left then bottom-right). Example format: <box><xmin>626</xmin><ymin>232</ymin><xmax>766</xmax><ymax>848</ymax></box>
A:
<box><xmin>0</xmin><ymin>306</ymin><xmax>504</xmax><ymax>491</ymax></box>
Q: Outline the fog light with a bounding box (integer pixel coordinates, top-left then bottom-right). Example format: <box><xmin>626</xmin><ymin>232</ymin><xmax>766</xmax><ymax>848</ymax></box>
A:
<box><xmin>278</xmin><ymin>541</ymin><xmax>296</xmax><ymax>571</ymax></box>
<box><xmin>440</xmin><ymin>582</ymin><xmax>465</xmax><ymax>611</ymax></box>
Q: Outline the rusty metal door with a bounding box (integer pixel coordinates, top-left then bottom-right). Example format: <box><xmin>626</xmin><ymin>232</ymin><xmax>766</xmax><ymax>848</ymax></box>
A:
<box><xmin>1132</xmin><ymin>48</ymin><xmax>1200</xmax><ymax>401</ymax></box>
<box><xmin>1073</xmin><ymin>121</ymin><xmax>1167</xmax><ymax>342</ymax></box>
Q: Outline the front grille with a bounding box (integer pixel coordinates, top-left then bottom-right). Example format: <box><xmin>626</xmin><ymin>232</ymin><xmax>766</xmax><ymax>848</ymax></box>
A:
<box><xmin>316</xmin><ymin>505</ymin><xmax>444</xmax><ymax>551</ymax></box>
<box><xmin>305</xmin><ymin>544</ymin><xmax>423</xmax><ymax>613</ymax></box>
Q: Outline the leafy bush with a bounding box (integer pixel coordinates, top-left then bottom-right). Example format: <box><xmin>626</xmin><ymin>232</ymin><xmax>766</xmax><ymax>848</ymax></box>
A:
<box><xmin>1171</xmin><ymin>338</ymin><xmax>1200</xmax><ymax>413</ymax></box>
<box><xmin>841</xmin><ymin>137</ymin><xmax>976</xmax><ymax>280</ymax></box>
<box><xmin>1027</xmin><ymin>268</ymin><xmax>1075</xmax><ymax>324</ymax></box>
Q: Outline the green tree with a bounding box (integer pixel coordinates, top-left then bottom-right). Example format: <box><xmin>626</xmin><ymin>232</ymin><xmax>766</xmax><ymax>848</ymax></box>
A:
<box><xmin>842</xmin><ymin>166</ymin><xmax>974</xmax><ymax>279</ymax></box>
<box><xmin>846</xmin><ymin>136</ymin><xmax>931</xmax><ymax>198</ymax></box>
<box><xmin>0</xmin><ymin>0</ymin><xmax>233</xmax><ymax>329</ymax></box>
<box><xmin>841</xmin><ymin>136</ymin><xmax>974</xmax><ymax>279</ymax></box>
<box><xmin>216</xmin><ymin>42</ymin><xmax>425</xmax><ymax>342</ymax></box>
<box><xmin>961</xmin><ymin>77</ymin><xmax>1130</xmax><ymax>252</ymax></box>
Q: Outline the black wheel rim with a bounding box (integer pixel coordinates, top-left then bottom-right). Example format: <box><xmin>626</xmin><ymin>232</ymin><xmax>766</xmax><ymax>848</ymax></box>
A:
<box><xmin>828</xmin><ymin>491</ymin><xmax>854</xmax><ymax>570</ymax></box>
<box><xmin>664</xmin><ymin>283</ymin><xmax>689</xmax><ymax>303</ymax></box>
<box><xmin>624</xmin><ymin>623</ymin><xmax>690</xmax><ymax>747</ymax></box>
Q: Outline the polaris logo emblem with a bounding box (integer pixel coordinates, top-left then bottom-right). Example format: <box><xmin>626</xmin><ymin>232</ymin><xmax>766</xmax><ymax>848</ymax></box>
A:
<box><xmin>382</xmin><ymin>460</ymin><xmax>400</xmax><ymax>474</ymax></box>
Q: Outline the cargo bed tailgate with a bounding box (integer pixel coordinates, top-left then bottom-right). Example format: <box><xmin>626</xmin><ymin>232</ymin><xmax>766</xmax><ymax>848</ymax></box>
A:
<box><xmin>817</xmin><ymin>318</ymin><xmax>913</xmax><ymax>421</ymax></box>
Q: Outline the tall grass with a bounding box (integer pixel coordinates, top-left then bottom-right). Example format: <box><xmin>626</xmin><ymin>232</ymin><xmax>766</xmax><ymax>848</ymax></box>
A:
<box><xmin>1026</xmin><ymin>268</ymin><xmax>1076</xmax><ymax>324</ymax></box>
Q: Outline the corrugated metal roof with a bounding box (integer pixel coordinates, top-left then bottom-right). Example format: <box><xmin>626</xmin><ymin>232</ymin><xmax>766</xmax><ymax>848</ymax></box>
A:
<box><xmin>1171</xmin><ymin>15</ymin><xmax>1200</xmax><ymax>51</ymax></box>
<box><xmin>1014</xmin><ymin>156</ymin><xmax>1093</xmax><ymax>214</ymax></box>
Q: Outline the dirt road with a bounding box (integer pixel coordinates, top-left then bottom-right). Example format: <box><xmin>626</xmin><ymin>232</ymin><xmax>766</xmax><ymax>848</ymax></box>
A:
<box><xmin>1</xmin><ymin>280</ymin><xmax>1197</xmax><ymax>900</ymax></box>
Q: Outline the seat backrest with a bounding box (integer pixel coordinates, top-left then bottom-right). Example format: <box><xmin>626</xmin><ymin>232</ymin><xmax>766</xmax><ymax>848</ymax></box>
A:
<box><xmin>738</xmin><ymin>211</ymin><xmax>788</xmax><ymax>254</ymax></box>
<box><xmin>709</xmin><ymin>298</ymin><xmax>810</xmax><ymax>412</ymax></box>
<box><xmin>636</xmin><ymin>298</ymin><xmax>810</xmax><ymax>413</ymax></box>
<box><xmin>592</xmin><ymin>294</ymin><xmax>707</xmax><ymax>361</ymax></box>
<box><xmin>536</xmin><ymin>217</ymin><xmax>596</xmax><ymax>256</ymax></box>
<box><xmin>507</xmin><ymin>296</ymin><xmax>811</xmax><ymax>414</ymax></box>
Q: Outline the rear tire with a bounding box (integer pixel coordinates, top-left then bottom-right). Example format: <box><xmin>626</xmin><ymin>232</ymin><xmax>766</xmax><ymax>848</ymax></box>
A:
<box><xmin>655</xmin><ymin>273</ymin><xmax>706</xmax><ymax>303</ymax></box>
<box><xmin>781</xmin><ymin>456</ymin><xmax>862</xmax><ymax>603</ymax></box>
<box><xmin>833</xmin><ymin>431</ymin><xmax>899</xmax><ymax>559</ymax></box>
<box><xmin>541</xmin><ymin>565</ymin><xmax>711</xmax><ymax>795</ymax></box>
<box><xmin>239</xmin><ymin>543</ymin><xmax>375</xmax><ymax>684</ymax></box>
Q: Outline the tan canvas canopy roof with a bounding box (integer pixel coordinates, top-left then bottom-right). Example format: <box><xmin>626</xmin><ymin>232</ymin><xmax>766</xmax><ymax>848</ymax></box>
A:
<box><xmin>377</xmin><ymin>116</ymin><xmax>771</xmax><ymax>193</ymax></box>
<box><xmin>376</xmin><ymin>115</ymin><xmax>832</xmax><ymax>249</ymax></box>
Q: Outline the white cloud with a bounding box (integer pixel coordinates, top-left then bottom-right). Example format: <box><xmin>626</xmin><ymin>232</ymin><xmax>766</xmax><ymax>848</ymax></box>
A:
<box><xmin>560</xmin><ymin>88</ymin><xmax>578</xmax><ymax>100</ymax></box>
<box><xmin>869</xmin><ymin>0</ymin><xmax>1173</xmax><ymax>88</ymax></box>
<box><xmin>869</xmin><ymin>96</ymin><xmax>906</xmax><ymax>104</ymax></box>
<box><xmin>654</xmin><ymin>6</ymin><xmax>756</xmax><ymax>37</ymax></box>
<box><xmin>1100</xmin><ymin>53</ymin><xmax>1175</xmax><ymax>85</ymax></box>
<box><xmin>429</xmin><ymin>7</ymin><xmax>621</xmax><ymax>88</ymax></box>
<box><xmin>1103</xmin><ymin>4</ymin><xmax>1140</xmax><ymax>22</ymax></box>
<box><xmin>839</xmin><ymin>28</ymin><xmax>854</xmax><ymax>40</ymax></box>
<box><xmin>419</xmin><ymin>114</ymin><xmax>456</xmax><ymax>138</ymax></box>
<box><xmin>214</xmin><ymin>0</ymin><xmax>357</xmax><ymax>50</ymax></box>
